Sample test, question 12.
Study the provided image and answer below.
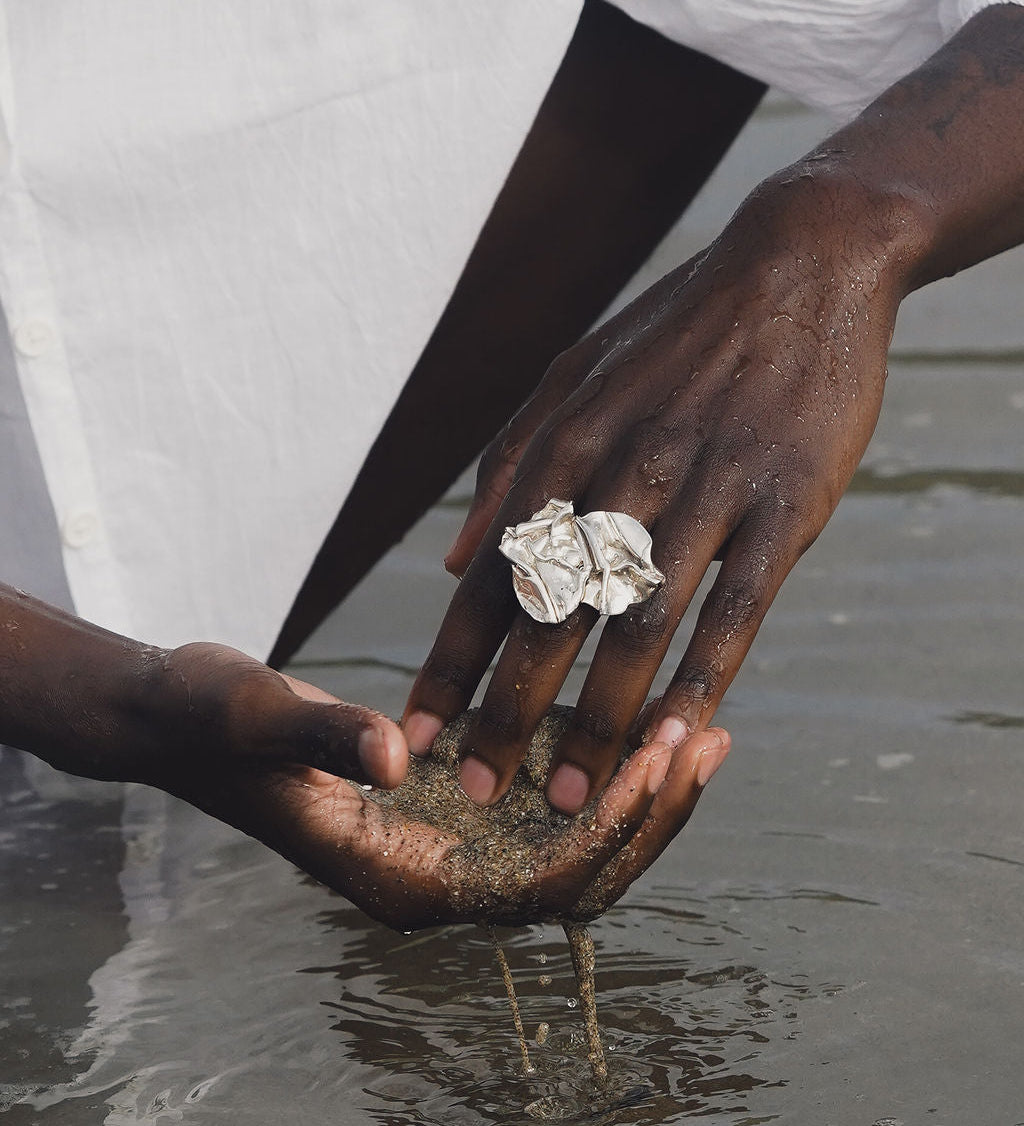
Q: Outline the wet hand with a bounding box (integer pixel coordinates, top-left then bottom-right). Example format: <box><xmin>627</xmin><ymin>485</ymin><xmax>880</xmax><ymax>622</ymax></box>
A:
<box><xmin>141</xmin><ymin>642</ymin><xmax>408</xmax><ymax>791</ymax></box>
<box><xmin>405</xmin><ymin>172</ymin><xmax>900</xmax><ymax>813</ymax></box>
<box><xmin>174</xmin><ymin>722</ymin><xmax>729</xmax><ymax>931</ymax></box>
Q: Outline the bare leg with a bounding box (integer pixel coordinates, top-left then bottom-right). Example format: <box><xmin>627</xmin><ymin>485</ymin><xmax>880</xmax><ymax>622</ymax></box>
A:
<box><xmin>269</xmin><ymin>0</ymin><xmax>765</xmax><ymax>667</ymax></box>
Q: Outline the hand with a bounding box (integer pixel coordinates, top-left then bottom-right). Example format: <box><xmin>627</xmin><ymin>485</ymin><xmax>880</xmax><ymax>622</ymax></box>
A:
<box><xmin>405</xmin><ymin>4</ymin><xmax>1024</xmax><ymax>816</ymax></box>
<box><xmin>173</xmin><ymin>714</ymin><xmax>730</xmax><ymax>931</ymax></box>
<box><xmin>0</xmin><ymin>586</ymin><xmax>407</xmax><ymax>791</ymax></box>
<box><xmin>404</xmin><ymin>169</ymin><xmax>900</xmax><ymax>813</ymax></box>
<box><xmin>140</xmin><ymin>642</ymin><xmax>408</xmax><ymax>791</ymax></box>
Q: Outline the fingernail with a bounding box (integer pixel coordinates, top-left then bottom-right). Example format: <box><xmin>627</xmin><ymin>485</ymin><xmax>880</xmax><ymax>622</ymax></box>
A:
<box><xmin>460</xmin><ymin>755</ymin><xmax>498</xmax><ymax>805</ymax></box>
<box><xmin>404</xmin><ymin>711</ymin><xmax>443</xmax><ymax>756</ymax></box>
<box><xmin>696</xmin><ymin>745</ymin><xmax>729</xmax><ymax>787</ymax></box>
<box><xmin>547</xmin><ymin>763</ymin><xmax>590</xmax><ymax>815</ymax></box>
<box><xmin>651</xmin><ymin>715</ymin><xmax>690</xmax><ymax>748</ymax></box>
<box><xmin>646</xmin><ymin>743</ymin><xmax>673</xmax><ymax>794</ymax></box>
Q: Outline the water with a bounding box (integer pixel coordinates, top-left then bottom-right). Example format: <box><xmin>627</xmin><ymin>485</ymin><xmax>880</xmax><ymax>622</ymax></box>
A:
<box><xmin>2</xmin><ymin>93</ymin><xmax>1024</xmax><ymax>1124</ymax></box>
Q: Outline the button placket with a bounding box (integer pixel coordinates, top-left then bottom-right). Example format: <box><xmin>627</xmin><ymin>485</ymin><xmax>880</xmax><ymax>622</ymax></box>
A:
<box><xmin>61</xmin><ymin>509</ymin><xmax>100</xmax><ymax>549</ymax></box>
<box><xmin>13</xmin><ymin>317</ymin><xmax>55</xmax><ymax>357</ymax></box>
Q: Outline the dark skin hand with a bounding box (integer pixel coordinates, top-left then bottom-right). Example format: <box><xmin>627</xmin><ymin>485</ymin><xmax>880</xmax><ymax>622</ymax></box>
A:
<box><xmin>404</xmin><ymin>4</ymin><xmax>1024</xmax><ymax>813</ymax></box>
<box><xmin>0</xmin><ymin>583</ymin><xmax>729</xmax><ymax>930</ymax></box>
<box><xmin>176</xmin><ymin>720</ymin><xmax>730</xmax><ymax>932</ymax></box>
<box><xmin>0</xmin><ymin>584</ymin><xmax>408</xmax><ymax>789</ymax></box>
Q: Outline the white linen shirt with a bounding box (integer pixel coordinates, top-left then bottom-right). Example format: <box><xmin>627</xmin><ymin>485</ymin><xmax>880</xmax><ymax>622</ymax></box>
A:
<box><xmin>610</xmin><ymin>0</ymin><xmax>1020</xmax><ymax>121</ymax></box>
<box><xmin>0</xmin><ymin>2</ymin><xmax>583</xmax><ymax>656</ymax></box>
<box><xmin>0</xmin><ymin>0</ymin><xmax>1015</xmax><ymax>659</ymax></box>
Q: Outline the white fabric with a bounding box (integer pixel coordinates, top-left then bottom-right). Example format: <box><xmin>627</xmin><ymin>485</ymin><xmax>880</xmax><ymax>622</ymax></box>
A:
<box><xmin>609</xmin><ymin>0</ymin><xmax>1022</xmax><ymax>121</ymax></box>
<box><xmin>0</xmin><ymin>1</ymin><xmax>582</xmax><ymax>657</ymax></box>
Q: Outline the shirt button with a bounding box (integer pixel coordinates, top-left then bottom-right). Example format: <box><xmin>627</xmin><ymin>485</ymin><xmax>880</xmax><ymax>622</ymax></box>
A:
<box><xmin>13</xmin><ymin>319</ymin><xmax>55</xmax><ymax>357</ymax></box>
<box><xmin>61</xmin><ymin>510</ymin><xmax>100</xmax><ymax>548</ymax></box>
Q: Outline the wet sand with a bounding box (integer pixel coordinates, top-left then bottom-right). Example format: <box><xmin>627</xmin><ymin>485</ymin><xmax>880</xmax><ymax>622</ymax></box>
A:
<box><xmin>2</xmin><ymin>91</ymin><xmax>1022</xmax><ymax>1124</ymax></box>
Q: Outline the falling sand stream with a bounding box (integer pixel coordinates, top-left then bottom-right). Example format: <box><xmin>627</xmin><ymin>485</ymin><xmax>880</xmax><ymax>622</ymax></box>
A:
<box><xmin>372</xmin><ymin>707</ymin><xmax>618</xmax><ymax>1082</ymax></box>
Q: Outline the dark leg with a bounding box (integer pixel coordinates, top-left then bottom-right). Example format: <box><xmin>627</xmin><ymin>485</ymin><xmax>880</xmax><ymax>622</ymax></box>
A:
<box><xmin>269</xmin><ymin>1</ymin><xmax>766</xmax><ymax>667</ymax></box>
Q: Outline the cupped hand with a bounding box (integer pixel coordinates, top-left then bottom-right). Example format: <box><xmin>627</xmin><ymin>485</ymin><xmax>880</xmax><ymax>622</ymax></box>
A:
<box><xmin>170</xmin><ymin>709</ymin><xmax>730</xmax><ymax>931</ymax></box>
<box><xmin>405</xmin><ymin>169</ymin><xmax>903</xmax><ymax>813</ymax></box>
<box><xmin>136</xmin><ymin>642</ymin><xmax>408</xmax><ymax>791</ymax></box>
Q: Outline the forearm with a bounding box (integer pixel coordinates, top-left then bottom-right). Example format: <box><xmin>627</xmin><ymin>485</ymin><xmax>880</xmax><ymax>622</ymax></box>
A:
<box><xmin>775</xmin><ymin>3</ymin><xmax>1024</xmax><ymax>295</ymax></box>
<box><xmin>0</xmin><ymin>583</ymin><xmax>165</xmax><ymax>781</ymax></box>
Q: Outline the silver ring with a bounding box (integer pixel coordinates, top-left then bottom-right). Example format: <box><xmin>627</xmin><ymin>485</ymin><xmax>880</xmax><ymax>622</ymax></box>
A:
<box><xmin>498</xmin><ymin>498</ymin><xmax>665</xmax><ymax>624</ymax></box>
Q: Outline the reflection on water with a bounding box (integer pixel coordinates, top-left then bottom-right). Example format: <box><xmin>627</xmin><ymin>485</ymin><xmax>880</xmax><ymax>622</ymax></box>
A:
<box><xmin>304</xmin><ymin>889</ymin><xmax>809</xmax><ymax>1125</ymax></box>
<box><xmin>0</xmin><ymin>751</ymin><xmax>127</xmax><ymax>1109</ymax></box>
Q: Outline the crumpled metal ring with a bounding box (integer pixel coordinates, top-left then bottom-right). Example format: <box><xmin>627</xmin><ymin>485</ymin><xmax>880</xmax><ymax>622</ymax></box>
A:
<box><xmin>498</xmin><ymin>498</ymin><xmax>665</xmax><ymax>624</ymax></box>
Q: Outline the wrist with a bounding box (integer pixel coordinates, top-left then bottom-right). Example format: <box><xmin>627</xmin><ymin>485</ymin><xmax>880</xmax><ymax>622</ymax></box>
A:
<box><xmin>737</xmin><ymin>159</ymin><xmax>935</xmax><ymax>304</ymax></box>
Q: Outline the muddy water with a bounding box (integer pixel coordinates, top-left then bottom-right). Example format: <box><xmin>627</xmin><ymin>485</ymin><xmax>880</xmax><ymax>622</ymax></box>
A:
<box><xmin>2</xmin><ymin>93</ymin><xmax>1023</xmax><ymax>1124</ymax></box>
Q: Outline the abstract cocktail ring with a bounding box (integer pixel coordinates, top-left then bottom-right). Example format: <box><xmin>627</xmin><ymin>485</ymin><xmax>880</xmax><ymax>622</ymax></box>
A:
<box><xmin>498</xmin><ymin>499</ymin><xmax>664</xmax><ymax>624</ymax></box>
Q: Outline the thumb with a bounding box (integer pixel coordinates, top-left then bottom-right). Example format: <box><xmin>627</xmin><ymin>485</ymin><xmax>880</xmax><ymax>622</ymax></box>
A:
<box><xmin>164</xmin><ymin>642</ymin><xmax>409</xmax><ymax>788</ymax></box>
<box><xmin>259</xmin><ymin>672</ymin><xmax>409</xmax><ymax>788</ymax></box>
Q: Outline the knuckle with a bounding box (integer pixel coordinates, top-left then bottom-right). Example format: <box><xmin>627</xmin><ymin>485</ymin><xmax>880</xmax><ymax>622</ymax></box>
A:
<box><xmin>537</xmin><ymin>411</ymin><xmax>604</xmax><ymax>471</ymax></box>
<box><xmin>418</xmin><ymin>651</ymin><xmax>478</xmax><ymax>699</ymax></box>
<box><xmin>478</xmin><ymin>428</ymin><xmax>519</xmax><ymax>483</ymax></box>
<box><xmin>474</xmin><ymin>694</ymin><xmax>527</xmax><ymax>746</ymax></box>
<box><xmin>616</xmin><ymin>596</ymin><xmax>673</xmax><ymax>652</ymax></box>
<box><xmin>571</xmin><ymin>707</ymin><xmax>620</xmax><ymax>748</ymax></box>
<box><xmin>672</xmin><ymin>664</ymin><xmax>719</xmax><ymax>705</ymax></box>
<box><xmin>702</xmin><ymin>577</ymin><xmax>764</xmax><ymax>632</ymax></box>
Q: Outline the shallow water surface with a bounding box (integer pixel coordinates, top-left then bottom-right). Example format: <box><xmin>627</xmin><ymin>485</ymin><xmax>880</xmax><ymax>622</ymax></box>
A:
<box><xmin>2</xmin><ymin>355</ymin><xmax>1022</xmax><ymax>1124</ymax></box>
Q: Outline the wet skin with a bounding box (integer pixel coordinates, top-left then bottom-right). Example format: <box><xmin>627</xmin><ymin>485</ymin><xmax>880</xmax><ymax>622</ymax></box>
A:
<box><xmin>0</xmin><ymin>584</ymin><xmax>727</xmax><ymax>931</ymax></box>
<box><xmin>404</xmin><ymin>3</ymin><xmax>1024</xmax><ymax>814</ymax></box>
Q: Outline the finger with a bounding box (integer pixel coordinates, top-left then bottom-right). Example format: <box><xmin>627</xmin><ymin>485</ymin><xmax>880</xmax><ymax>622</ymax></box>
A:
<box><xmin>237</xmin><ymin>673</ymin><xmax>409</xmax><ymax>789</ymax></box>
<box><xmin>647</xmin><ymin>514</ymin><xmax>807</xmax><ymax>736</ymax></box>
<box><xmin>404</xmin><ymin>383</ymin><xmax>627</xmax><ymax>758</ymax></box>
<box><xmin>444</xmin><ymin>343</ymin><xmax>609</xmax><ymax>578</ymax></box>
<box><xmin>443</xmin><ymin>429</ymin><xmax>523</xmax><ymax>580</ymax></box>
<box><xmin>570</xmin><ymin>727</ymin><xmax>730</xmax><ymax>918</ymax></box>
<box><xmin>450</xmin><ymin>435</ymin><xmax>685</xmax><ymax>806</ymax></box>
<box><xmin>402</xmin><ymin>541</ymin><xmax>523</xmax><ymax>758</ymax></box>
<box><xmin>528</xmin><ymin>739</ymin><xmax>675</xmax><ymax>916</ymax></box>
<box><xmin>453</xmin><ymin>603</ymin><xmax>598</xmax><ymax>806</ymax></box>
<box><xmin>543</xmin><ymin>478</ymin><xmax>738</xmax><ymax>814</ymax></box>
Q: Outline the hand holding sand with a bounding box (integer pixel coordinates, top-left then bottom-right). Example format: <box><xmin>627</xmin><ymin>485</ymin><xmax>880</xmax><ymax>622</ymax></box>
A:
<box><xmin>175</xmin><ymin>702</ymin><xmax>729</xmax><ymax>933</ymax></box>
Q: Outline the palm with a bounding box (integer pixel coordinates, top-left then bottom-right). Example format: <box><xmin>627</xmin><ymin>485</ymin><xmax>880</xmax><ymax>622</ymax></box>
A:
<box><xmin>176</xmin><ymin>726</ymin><xmax>728</xmax><ymax>932</ymax></box>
